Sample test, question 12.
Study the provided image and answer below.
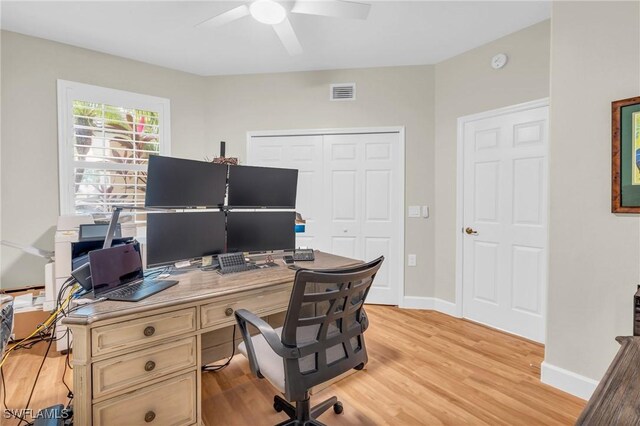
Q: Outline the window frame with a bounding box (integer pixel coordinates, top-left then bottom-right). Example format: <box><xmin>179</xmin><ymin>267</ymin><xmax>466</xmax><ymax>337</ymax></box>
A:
<box><xmin>57</xmin><ymin>79</ymin><xmax>171</xmax><ymax>215</ymax></box>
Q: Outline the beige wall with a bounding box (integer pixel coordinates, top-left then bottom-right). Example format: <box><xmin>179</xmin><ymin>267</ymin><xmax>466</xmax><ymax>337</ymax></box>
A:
<box><xmin>0</xmin><ymin>22</ymin><xmax>552</xmax><ymax>301</ymax></box>
<box><xmin>1</xmin><ymin>31</ymin><xmax>437</xmax><ymax>295</ymax></box>
<box><xmin>433</xmin><ymin>21</ymin><xmax>551</xmax><ymax>302</ymax></box>
<box><xmin>0</xmin><ymin>23</ymin><xmax>550</xmax><ymax>297</ymax></box>
<box><xmin>205</xmin><ymin>66</ymin><xmax>436</xmax><ymax>298</ymax></box>
<box><xmin>2</xmin><ymin>1</ymin><xmax>638</xmax><ymax>398</ymax></box>
<box><xmin>1</xmin><ymin>31</ymin><xmax>208</xmax><ymax>288</ymax></box>
<box><xmin>545</xmin><ymin>1</ymin><xmax>640</xmax><ymax>384</ymax></box>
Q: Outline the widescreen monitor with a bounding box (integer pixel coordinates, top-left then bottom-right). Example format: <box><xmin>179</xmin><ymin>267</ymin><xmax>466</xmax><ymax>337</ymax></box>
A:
<box><xmin>227</xmin><ymin>165</ymin><xmax>297</xmax><ymax>208</ymax></box>
<box><xmin>145</xmin><ymin>155</ymin><xmax>227</xmax><ymax>208</ymax></box>
<box><xmin>146</xmin><ymin>211</ymin><xmax>225</xmax><ymax>266</ymax></box>
<box><xmin>226</xmin><ymin>211</ymin><xmax>295</xmax><ymax>253</ymax></box>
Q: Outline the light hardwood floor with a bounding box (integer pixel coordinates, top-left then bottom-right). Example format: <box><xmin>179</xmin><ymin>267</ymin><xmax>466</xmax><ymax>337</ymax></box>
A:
<box><xmin>2</xmin><ymin>306</ymin><xmax>585</xmax><ymax>425</ymax></box>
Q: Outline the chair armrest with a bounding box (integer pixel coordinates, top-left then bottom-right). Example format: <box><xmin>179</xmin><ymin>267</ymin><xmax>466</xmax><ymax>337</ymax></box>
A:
<box><xmin>360</xmin><ymin>308</ymin><xmax>369</xmax><ymax>332</ymax></box>
<box><xmin>234</xmin><ymin>309</ymin><xmax>301</xmax><ymax>376</ymax></box>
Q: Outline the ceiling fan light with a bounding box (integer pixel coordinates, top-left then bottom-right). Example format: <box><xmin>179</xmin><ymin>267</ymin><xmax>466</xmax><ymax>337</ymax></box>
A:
<box><xmin>249</xmin><ymin>0</ymin><xmax>286</xmax><ymax>25</ymax></box>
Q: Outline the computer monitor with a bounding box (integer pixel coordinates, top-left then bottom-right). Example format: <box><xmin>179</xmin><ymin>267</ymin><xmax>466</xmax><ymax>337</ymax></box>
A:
<box><xmin>72</xmin><ymin>237</ymin><xmax>133</xmax><ymax>270</ymax></box>
<box><xmin>89</xmin><ymin>243</ymin><xmax>143</xmax><ymax>295</ymax></box>
<box><xmin>145</xmin><ymin>155</ymin><xmax>228</xmax><ymax>208</ymax></box>
<box><xmin>71</xmin><ymin>238</ymin><xmax>134</xmax><ymax>291</ymax></box>
<box><xmin>226</xmin><ymin>211</ymin><xmax>295</xmax><ymax>253</ymax></box>
<box><xmin>146</xmin><ymin>211</ymin><xmax>226</xmax><ymax>266</ymax></box>
<box><xmin>227</xmin><ymin>165</ymin><xmax>298</xmax><ymax>208</ymax></box>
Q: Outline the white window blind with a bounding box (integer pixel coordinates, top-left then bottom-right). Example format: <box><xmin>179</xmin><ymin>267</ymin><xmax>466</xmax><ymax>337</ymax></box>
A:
<box><xmin>57</xmin><ymin>80</ymin><xmax>171</xmax><ymax>218</ymax></box>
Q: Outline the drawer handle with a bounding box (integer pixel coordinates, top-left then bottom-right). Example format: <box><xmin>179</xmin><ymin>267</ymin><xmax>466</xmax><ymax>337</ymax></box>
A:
<box><xmin>144</xmin><ymin>361</ymin><xmax>156</xmax><ymax>372</ymax></box>
<box><xmin>143</xmin><ymin>326</ymin><xmax>155</xmax><ymax>337</ymax></box>
<box><xmin>144</xmin><ymin>411</ymin><xmax>156</xmax><ymax>423</ymax></box>
<box><xmin>225</xmin><ymin>308</ymin><xmax>234</xmax><ymax>317</ymax></box>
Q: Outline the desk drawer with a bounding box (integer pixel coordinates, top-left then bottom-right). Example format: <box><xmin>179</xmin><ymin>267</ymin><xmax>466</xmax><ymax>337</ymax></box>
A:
<box><xmin>92</xmin><ymin>337</ymin><xmax>197</xmax><ymax>399</ymax></box>
<box><xmin>93</xmin><ymin>371</ymin><xmax>196</xmax><ymax>426</ymax></box>
<box><xmin>201</xmin><ymin>287</ymin><xmax>290</xmax><ymax>329</ymax></box>
<box><xmin>92</xmin><ymin>308</ymin><xmax>196</xmax><ymax>357</ymax></box>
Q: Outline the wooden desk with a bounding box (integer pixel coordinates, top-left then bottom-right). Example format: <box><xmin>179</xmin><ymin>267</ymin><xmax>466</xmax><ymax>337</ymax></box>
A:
<box><xmin>63</xmin><ymin>252</ymin><xmax>360</xmax><ymax>426</ymax></box>
<box><xmin>576</xmin><ymin>336</ymin><xmax>640</xmax><ymax>425</ymax></box>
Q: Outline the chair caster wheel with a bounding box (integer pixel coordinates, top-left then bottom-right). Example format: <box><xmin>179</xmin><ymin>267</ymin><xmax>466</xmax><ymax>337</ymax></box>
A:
<box><xmin>333</xmin><ymin>402</ymin><xmax>343</xmax><ymax>414</ymax></box>
<box><xmin>273</xmin><ymin>402</ymin><xmax>284</xmax><ymax>413</ymax></box>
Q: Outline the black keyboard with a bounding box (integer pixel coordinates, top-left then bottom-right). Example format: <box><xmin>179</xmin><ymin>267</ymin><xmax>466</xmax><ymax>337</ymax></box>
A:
<box><xmin>293</xmin><ymin>249</ymin><xmax>315</xmax><ymax>262</ymax></box>
<box><xmin>106</xmin><ymin>280</ymin><xmax>153</xmax><ymax>297</ymax></box>
<box><xmin>102</xmin><ymin>279</ymin><xmax>178</xmax><ymax>302</ymax></box>
<box><xmin>218</xmin><ymin>252</ymin><xmax>259</xmax><ymax>275</ymax></box>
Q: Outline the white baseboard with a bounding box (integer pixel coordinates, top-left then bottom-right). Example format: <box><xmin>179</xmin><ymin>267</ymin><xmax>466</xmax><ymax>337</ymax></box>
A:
<box><xmin>400</xmin><ymin>296</ymin><xmax>460</xmax><ymax>317</ymax></box>
<box><xmin>400</xmin><ymin>299</ymin><xmax>598</xmax><ymax>400</ymax></box>
<box><xmin>433</xmin><ymin>298</ymin><xmax>458</xmax><ymax>316</ymax></box>
<box><xmin>400</xmin><ymin>298</ymin><xmax>597</xmax><ymax>400</ymax></box>
<box><xmin>400</xmin><ymin>296</ymin><xmax>435</xmax><ymax>310</ymax></box>
<box><xmin>541</xmin><ymin>361</ymin><xmax>598</xmax><ymax>400</ymax></box>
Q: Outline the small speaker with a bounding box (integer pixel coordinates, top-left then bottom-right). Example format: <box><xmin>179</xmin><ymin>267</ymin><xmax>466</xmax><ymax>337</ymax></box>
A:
<box><xmin>220</xmin><ymin>141</ymin><xmax>226</xmax><ymax>158</ymax></box>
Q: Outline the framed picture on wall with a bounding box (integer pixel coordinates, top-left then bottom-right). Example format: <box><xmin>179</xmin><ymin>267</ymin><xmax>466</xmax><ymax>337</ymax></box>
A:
<box><xmin>612</xmin><ymin>96</ymin><xmax>640</xmax><ymax>213</ymax></box>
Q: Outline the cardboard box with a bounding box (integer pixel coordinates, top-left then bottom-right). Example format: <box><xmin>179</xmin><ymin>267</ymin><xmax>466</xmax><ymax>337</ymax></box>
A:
<box><xmin>0</xmin><ymin>286</ymin><xmax>51</xmax><ymax>341</ymax></box>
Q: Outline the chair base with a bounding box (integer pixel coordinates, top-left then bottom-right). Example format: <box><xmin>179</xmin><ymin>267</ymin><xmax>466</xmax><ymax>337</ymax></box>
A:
<box><xmin>273</xmin><ymin>394</ymin><xmax>343</xmax><ymax>426</ymax></box>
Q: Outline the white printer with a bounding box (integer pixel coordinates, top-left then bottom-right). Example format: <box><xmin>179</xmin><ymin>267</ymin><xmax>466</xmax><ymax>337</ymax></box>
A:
<box><xmin>52</xmin><ymin>215</ymin><xmax>136</xmax><ymax>351</ymax></box>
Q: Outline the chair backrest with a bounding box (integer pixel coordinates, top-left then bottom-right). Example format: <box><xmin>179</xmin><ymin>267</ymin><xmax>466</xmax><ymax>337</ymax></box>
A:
<box><xmin>281</xmin><ymin>256</ymin><xmax>384</xmax><ymax>401</ymax></box>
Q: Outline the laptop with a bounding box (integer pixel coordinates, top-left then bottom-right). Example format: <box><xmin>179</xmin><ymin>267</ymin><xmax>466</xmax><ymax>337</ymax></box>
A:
<box><xmin>88</xmin><ymin>243</ymin><xmax>178</xmax><ymax>302</ymax></box>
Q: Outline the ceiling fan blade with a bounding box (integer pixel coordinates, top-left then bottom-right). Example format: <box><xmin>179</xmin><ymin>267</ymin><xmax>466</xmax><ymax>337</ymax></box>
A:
<box><xmin>273</xmin><ymin>17</ymin><xmax>303</xmax><ymax>56</ymax></box>
<box><xmin>291</xmin><ymin>0</ymin><xmax>371</xmax><ymax>20</ymax></box>
<box><xmin>195</xmin><ymin>5</ymin><xmax>250</xmax><ymax>28</ymax></box>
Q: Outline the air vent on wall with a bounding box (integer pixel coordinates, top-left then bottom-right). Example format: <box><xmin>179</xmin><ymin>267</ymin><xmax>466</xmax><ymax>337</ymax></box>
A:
<box><xmin>330</xmin><ymin>83</ymin><xmax>356</xmax><ymax>101</ymax></box>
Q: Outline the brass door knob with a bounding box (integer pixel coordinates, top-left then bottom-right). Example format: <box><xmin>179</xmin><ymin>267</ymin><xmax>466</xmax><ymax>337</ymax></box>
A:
<box><xmin>143</xmin><ymin>326</ymin><xmax>155</xmax><ymax>337</ymax></box>
<box><xmin>144</xmin><ymin>361</ymin><xmax>156</xmax><ymax>372</ymax></box>
<box><xmin>144</xmin><ymin>411</ymin><xmax>156</xmax><ymax>423</ymax></box>
<box><xmin>465</xmin><ymin>227</ymin><xmax>478</xmax><ymax>235</ymax></box>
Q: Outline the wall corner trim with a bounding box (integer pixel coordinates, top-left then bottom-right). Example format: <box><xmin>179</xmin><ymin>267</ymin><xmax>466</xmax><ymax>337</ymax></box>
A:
<box><xmin>400</xmin><ymin>296</ymin><xmax>460</xmax><ymax>317</ymax></box>
<box><xmin>540</xmin><ymin>360</ymin><xmax>598</xmax><ymax>401</ymax></box>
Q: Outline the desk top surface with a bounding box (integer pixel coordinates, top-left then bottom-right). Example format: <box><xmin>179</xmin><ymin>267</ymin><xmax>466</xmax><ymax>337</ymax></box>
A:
<box><xmin>577</xmin><ymin>336</ymin><xmax>640</xmax><ymax>425</ymax></box>
<box><xmin>63</xmin><ymin>251</ymin><xmax>361</xmax><ymax>325</ymax></box>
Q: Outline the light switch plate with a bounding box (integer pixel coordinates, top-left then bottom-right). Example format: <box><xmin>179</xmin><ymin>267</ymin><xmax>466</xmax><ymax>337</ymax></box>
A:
<box><xmin>408</xmin><ymin>206</ymin><xmax>421</xmax><ymax>218</ymax></box>
<box><xmin>422</xmin><ymin>206</ymin><xmax>429</xmax><ymax>218</ymax></box>
<box><xmin>408</xmin><ymin>254</ymin><xmax>417</xmax><ymax>267</ymax></box>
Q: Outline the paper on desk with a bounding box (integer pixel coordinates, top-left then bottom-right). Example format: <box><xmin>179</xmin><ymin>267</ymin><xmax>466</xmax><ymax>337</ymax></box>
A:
<box><xmin>12</xmin><ymin>294</ymin><xmax>33</xmax><ymax>310</ymax></box>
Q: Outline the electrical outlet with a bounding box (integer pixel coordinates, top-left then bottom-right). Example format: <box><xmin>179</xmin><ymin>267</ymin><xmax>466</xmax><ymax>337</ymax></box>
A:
<box><xmin>408</xmin><ymin>254</ymin><xmax>417</xmax><ymax>267</ymax></box>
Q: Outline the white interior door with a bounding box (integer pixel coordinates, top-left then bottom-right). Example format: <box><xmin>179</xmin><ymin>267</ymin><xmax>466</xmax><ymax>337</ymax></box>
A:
<box><xmin>247</xmin><ymin>130</ymin><xmax>403</xmax><ymax>306</ymax></box>
<box><xmin>324</xmin><ymin>133</ymin><xmax>400</xmax><ymax>305</ymax></box>
<box><xmin>462</xmin><ymin>105</ymin><xmax>548</xmax><ymax>343</ymax></box>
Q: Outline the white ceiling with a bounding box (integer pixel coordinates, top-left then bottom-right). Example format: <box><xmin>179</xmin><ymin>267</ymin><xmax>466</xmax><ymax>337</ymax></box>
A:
<box><xmin>0</xmin><ymin>1</ymin><xmax>550</xmax><ymax>76</ymax></box>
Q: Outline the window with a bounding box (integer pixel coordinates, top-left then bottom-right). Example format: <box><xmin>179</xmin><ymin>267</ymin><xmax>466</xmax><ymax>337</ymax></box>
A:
<box><xmin>57</xmin><ymin>80</ymin><xmax>170</xmax><ymax>217</ymax></box>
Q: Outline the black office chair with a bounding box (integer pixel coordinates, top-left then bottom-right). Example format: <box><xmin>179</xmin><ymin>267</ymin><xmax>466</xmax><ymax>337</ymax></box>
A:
<box><xmin>235</xmin><ymin>256</ymin><xmax>384</xmax><ymax>426</ymax></box>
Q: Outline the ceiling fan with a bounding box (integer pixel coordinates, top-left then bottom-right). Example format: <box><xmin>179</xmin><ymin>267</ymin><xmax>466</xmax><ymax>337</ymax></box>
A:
<box><xmin>196</xmin><ymin>0</ymin><xmax>372</xmax><ymax>56</ymax></box>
